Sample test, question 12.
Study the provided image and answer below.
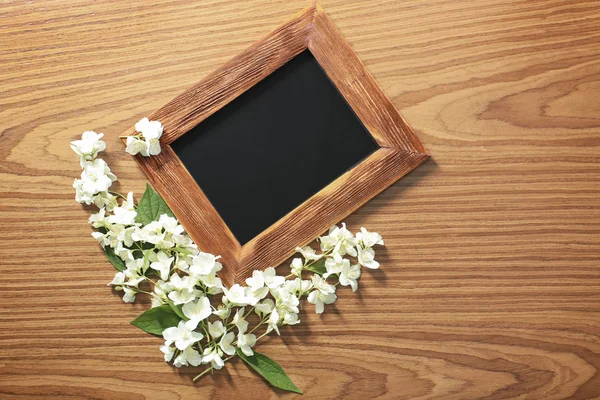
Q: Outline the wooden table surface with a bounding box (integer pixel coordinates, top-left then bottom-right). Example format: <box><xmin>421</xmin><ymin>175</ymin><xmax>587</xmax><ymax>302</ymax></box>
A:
<box><xmin>1</xmin><ymin>0</ymin><xmax>599</xmax><ymax>399</ymax></box>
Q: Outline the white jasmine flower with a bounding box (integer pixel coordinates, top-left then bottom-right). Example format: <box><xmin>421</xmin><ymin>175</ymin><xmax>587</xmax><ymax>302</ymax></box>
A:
<box><xmin>208</xmin><ymin>321</ymin><xmax>225</xmax><ymax>339</ymax></box>
<box><xmin>270</xmin><ymin>287</ymin><xmax>300</xmax><ymax>315</ymax></box>
<box><xmin>173</xmin><ymin>346</ymin><xmax>202</xmax><ymax>367</ymax></box>
<box><xmin>162</xmin><ymin>320</ymin><xmax>204</xmax><ymax>350</ymax></box>
<box><xmin>290</xmin><ymin>258</ymin><xmax>304</xmax><ymax>277</ymax></box>
<box><xmin>70</xmin><ymin>131</ymin><xmax>106</xmax><ymax>167</ymax></box>
<box><xmin>168</xmin><ymin>288</ymin><xmax>198</xmax><ymax>305</ymax></box>
<box><xmin>89</xmin><ymin>208</ymin><xmax>108</xmax><ymax>228</ymax></box>
<box><xmin>311</xmin><ymin>274</ymin><xmax>336</xmax><ymax>295</ymax></box>
<box><xmin>219</xmin><ymin>332</ymin><xmax>236</xmax><ymax>355</ymax></box>
<box><xmin>213</xmin><ymin>303</ymin><xmax>231</xmax><ymax>320</ymax></box>
<box><xmin>307</xmin><ymin>290</ymin><xmax>337</xmax><ymax>314</ymax></box>
<box><xmin>125</xmin><ymin>136</ymin><xmax>149</xmax><ymax>157</ymax></box>
<box><xmin>282</xmin><ymin>311</ymin><xmax>299</xmax><ymax>326</ymax></box>
<box><xmin>107</xmin><ymin>192</ymin><xmax>137</xmax><ymax>225</ymax></box>
<box><xmin>134</xmin><ymin>117</ymin><xmax>163</xmax><ymax>156</ymax></box>
<box><xmin>263</xmin><ymin>267</ymin><xmax>285</xmax><ymax>289</ymax></box>
<box><xmin>339</xmin><ymin>263</ymin><xmax>361</xmax><ymax>292</ymax></box>
<box><xmin>108</xmin><ymin>271</ymin><xmax>125</xmax><ymax>287</ymax></box>
<box><xmin>115</xmin><ymin>242</ymin><xmax>135</xmax><ymax>263</ymax></box>
<box><xmin>236</xmin><ymin>332</ymin><xmax>257</xmax><ymax>357</ymax></box>
<box><xmin>323</xmin><ymin>258</ymin><xmax>349</xmax><ymax>278</ymax></box>
<box><xmin>150</xmin><ymin>251</ymin><xmax>173</xmax><ymax>280</ymax></box>
<box><xmin>136</xmin><ymin>117</ymin><xmax>163</xmax><ymax>140</ymax></box>
<box><xmin>116</xmin><ymin>225</ymin><xmax>136</xmax><ymax>247</ymax></box>
<box><xmin>151</xmin><ymin>294</ymin><xmax>165</xmax><ymax>308</ymax></box>
<box><xmin>266</xmin><ymin>308</ymin><xmax>280</xmax><ymax>335</ymax></box>
<box><xmin>73</xmin><ymin>178</ymin><xmax>94</xmax><ymax>205</ymax></box>
<box><xmin>92</xmin><ymin>191</ymin><xmax>118</xmax><ymax>211</ymax></box>
<box><xmin>82</xmin><ymin>159</ymin><xmax>117</xmax><ymax>193</ymax></box>
<box><xmin>123</xmin><ymin>266</ymin><xmax>145</xmax><ymax>288</ymax></box>
<box><xmin>189</xmin><ymin>252</ymin><xmax>221</xmax><ymax>275</ymax></box>
<box><xmin>245</xmin><ymin>270</ymin><xmax>269</xmax><ymax>300</ymax></box>
<box><xmin>202</xmin><ymin>347</ymin><xmax>224</xmax><ymax>369</ymax></box>
<box><xmin>356</xmin><ymin>227</ymin><xmax>384</xmax><ymax>247</ymax></box>
<box><xmin>295</xmin><ymin>246</ymin><xmax>322</xmax><ymax>261</ymax></box>
<box><xmin>232</xmin><ymin>307</ymin><xmax>248</xmax><ymax>333</ymax></box>
<box><xmin>254</xmin><ymin>298</ymin><xmax>274</xmax><ymax>317</ymax></box>
<box><xmin>223</xmin><ymin>284</ymin><xmax>258</xmax><ymax>306</ymax></box>
<box><xmin>160</xmin><ymin>344</ymin><xmax>175</xmax><ymax>362</ymax></box>
<box><xmin>154</xmin><ymin>279</ymin><xmax>174</xmax><ymax>298</ymax></box>
<box><xmin>159</xmin><ymin>214</ymin><xmax>183</xmax><ymax>235</ymax></box>
<box><xmin>287</xmin><ymin>278</ymin><xmax>313</xmax><ymax>295</ymax></box>
<box><xmin>182</xmin><ymin>297</ymin><xmax>212</xmax><ymax>329</ymax></box>
<box><xmin>122</xmin><ymin>287</ymin><xmax>137</xmax><ymax>303</ymax></box>
<box><xmin>320</xmin><ymin>223</ymin><xmax>357</xmax><ymax>260</ymax></box>
<box><xmin>168</xmin><ymin>273</ymin><xmax>197</xmax><ymax>290</ymax></box>
<box><xmin>357</xmin><ymin>246</ymin><xmax>380</xmax><ymax>269</ymax></box>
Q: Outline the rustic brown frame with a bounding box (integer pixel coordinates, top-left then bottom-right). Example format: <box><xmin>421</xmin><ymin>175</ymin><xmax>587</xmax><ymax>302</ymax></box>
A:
<box><xmin>121</xmin><ymin>4</ymin><xmax>429</xmax><ymax>286</ymax></box>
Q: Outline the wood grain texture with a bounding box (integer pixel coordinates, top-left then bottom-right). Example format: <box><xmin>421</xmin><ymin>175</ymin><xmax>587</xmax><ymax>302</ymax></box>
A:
<box><xmin>126</xmin><ymin>5</ymin><xmax>428</xmax><ymax>286</ymax></box>
<box><xmin>1</xmin><ymin>0</ymin><xmax>599</xmax><ymax>399</ymax></box>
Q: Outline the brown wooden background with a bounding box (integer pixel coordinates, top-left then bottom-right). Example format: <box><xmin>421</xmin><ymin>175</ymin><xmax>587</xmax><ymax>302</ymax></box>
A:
<box><xmin>1</xmin><ymin>0</ymin><xmax>599</xmax><ymax>399</ymax></box>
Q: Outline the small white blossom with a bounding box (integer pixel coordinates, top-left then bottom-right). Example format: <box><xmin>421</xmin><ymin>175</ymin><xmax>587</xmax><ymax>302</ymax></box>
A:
<box><xmin>263</xmin><ymin>267</ymin><xmax>285</xmax><ymax>289</ymax></box>
<box><xmin>122</xmin><ymin>287</ymin><xmax>137</xmax><ymax>303</ymax></box>
<box><xmin>290</xmin><ymin>258</ymin><xmax>304</xmax><ymax>277</ymax></box>
<box><xmin>213</xmin><ymin>303</ymin><xmax>231</xmax><ymax>320</ymax></box>
<box><xmin>308</xmin><ymin>275</ymin><xmax>337</xmax><ymax>313</ymax></box>
<box><xmin>356</xmin><ymin>227</ymin><xmax>384</xmax><ymax>248</ymax></box>
<box><xmin>70</xmin><ymin>131</ymin><xmax>106</xmax><ymax>167</ymax></box>
<box><xmin>168</xmin><ymin>287</ymin><xmax>198</xmax><ymax>305</ymax></box>
<box><xmin>219</xmin><ymin>332</ymin><xmax>236</xmax><ymax>355</ymax></box>
<box><xmin>245</xmin><ymin>270</ymin><xmax>269</xmax><ymax>300</ymax></box>
<box><xmin>182</xmin><ymin>297</ymin><xmax>212</xmax><ymax>329</ymax></box>
<box><xmin>266</xmin><ymin>308</ymin><xmax>280</xmax><ymax>335</ymax></box>
<box><xmin>160</xmin><ymin>344</ymin><xmax>176</xmax><ymax>362</ymax></box>
<box><xmin>202</xmin><ymin>347</ymin><xmax>224</xmax><ymax>369</ymax></box>
<box><xmin>92</xmin><ymin>191</ymin><xmax>118</xmax><ymax>211</ymax></box>
<box><xmin>320</xmin><ymin>223</ymin><xmax>357</xmax><ymax>260</ymax></box>
<box><xmin>125</xmin><ymin>136</ymin><xmax>149</xmax><ymax>157</ymax></box>
<box><xmin>107</xmin><ymin>192</ymin><xmax>137</xmax><ymax>225</ymax></box>
<box><xmin>307</xmin><ymin>290</ymin><xmax>336</xmax><ymax>314</ymax></box>
<box><xmin>150</xmin><ymin>251</ymin><xmax>174</xmax><ymax>280</ymax></box>
<box><xmin>295</xmin><ymin>246</ymin><xmax>322</xmax><ymax>261</ymax></box>
<box><xmin>162</xmin><ymin>320</ymin><xmax>204</xmax><ymax>351</ymax></box>
<box><xmin>108</xmin><ymin>272</ymin><xmax>125</xmax><ymax>287</ymax></box>
<box><xmin>339</xmin><ymin>263</ymin><xmax>361</xmax><ymax>292</ymax></box>
<box><xmin>126</xmin><ymin>117</ymin><xmax>163</xmax><ymax>156</ymax></box>
<box><xmin>189</xmin><ymin>252</ymin><xmax>221</xmax><ymax>276</ymax></box>
<box><xmin>173</xmin><ymin>346</ymin><xmax>202</xmax><ymax>367</ymax></box>
<box><xmin>323</xmin><ymin>258</ymin><xmax>349</xmax><ymax>278</ymax></box>
<box><xmin>223</xmin><ymin>284</ymin><xmax>259</xmax><ymax>306</ymax></box>
<box><xmin>232</xmin><ymin>307</ymin><xmax>249</xmax><ymax>333</ymax></box>
<box><xmin>237</xmin><ymin>332</ymin><xmax>257</xmax><ymax>357</ymax></box>
<box><xmin>208</xmin><ymin>321</ymin><xmax>226</xmax><ymax>339</ymax></box>
<box><xmin>254</xmin><ymin>298</ymin><xmax>274</xmax><ymax>317</ymax></box>
<box><xmin>357</xmin><ymin>246</ymin><xmax>379</xmax><ymax>269</ymax></box>
<box><xmin>89</xmin><ymin>208</ymin><xmax>108</xmax><ymax>228</ymax></box>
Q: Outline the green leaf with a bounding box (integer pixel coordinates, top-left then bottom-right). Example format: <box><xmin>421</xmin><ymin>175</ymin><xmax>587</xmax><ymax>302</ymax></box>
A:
<box><xmin>103</xmin><ymin>246</ymin><xmax>125</xmax><ymax>272</ymax></box>
<box><xmin>168</xmin><ymin>302</ymin><xmax>188</xmax><ymax>321</ymax></box>
<box><xmin>237</xmin><ymin>349</ymin><xmax>303</xmax><ymax>394</ymax></box>
<box><xmin>305</xmin><ymin>258</ymin><xmax>326</xmax><ymax>276</ymax></box>
<box><xmin>135</xmin><ymin>183</ymin><xmax>174</xmax><ymax>225</ymax></box>
<box><xmin>130</xmin><ymin>305</ymin><xmax>181</xmax><ymax>336</ymax></box>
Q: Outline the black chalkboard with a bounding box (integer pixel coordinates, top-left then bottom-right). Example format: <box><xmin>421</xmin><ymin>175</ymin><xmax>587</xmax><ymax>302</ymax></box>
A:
<box><xmin>171</xmin><ymin>50</ymin><xmax>379</xmax><ymax>245</ymax></box>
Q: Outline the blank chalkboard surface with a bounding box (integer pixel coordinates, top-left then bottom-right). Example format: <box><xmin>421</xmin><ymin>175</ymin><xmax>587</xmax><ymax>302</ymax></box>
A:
<box><xmin>171</xmin><ymin>50</ymin><xmax>379</xmax><ymax>245</ymax></box>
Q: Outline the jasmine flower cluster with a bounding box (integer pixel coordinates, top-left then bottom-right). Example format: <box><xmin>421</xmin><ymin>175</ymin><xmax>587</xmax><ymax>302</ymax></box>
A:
<box><xmin>70</xmin><ymin>128</ymin><xmax>384</xmax><ymax>381</ymax></box>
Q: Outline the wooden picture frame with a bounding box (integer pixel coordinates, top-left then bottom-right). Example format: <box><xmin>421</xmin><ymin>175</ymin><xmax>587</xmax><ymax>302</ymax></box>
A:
<box><xmin>121</xmin><ymin>4</ymin><xmax>429</xmax><ymax>286</ymax></box>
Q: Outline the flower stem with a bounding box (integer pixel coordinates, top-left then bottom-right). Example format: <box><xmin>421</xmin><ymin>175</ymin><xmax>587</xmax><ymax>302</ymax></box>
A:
<box><xmin>192</xmin><ymin>355</ymin><xmax>236</xmax><ymax>382</ymax></box>
<box><xmin>108</xmin><ymin>190</ymin><xmax>128</xmax><ymax>200</ymax></box>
